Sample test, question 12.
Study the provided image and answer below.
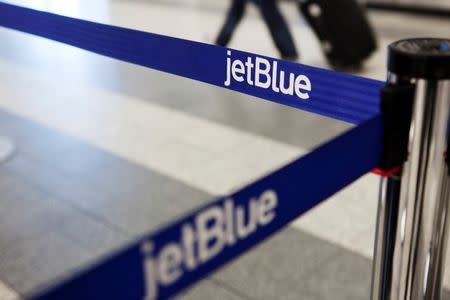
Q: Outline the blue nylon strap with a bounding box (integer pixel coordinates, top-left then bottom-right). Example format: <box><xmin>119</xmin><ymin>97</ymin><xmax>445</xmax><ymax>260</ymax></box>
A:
<box><xmin>0</xmin><ymin>2</ymin><xmax>388</xmax><ymax>298</ymax></box>
<box><xmin>31</xmin><ymin>116</ymin><xmax>383</xmax><ymax>300</ymax></box>
<box><xmin>0</xmin><ymin>2</ymin><xmax>383</xmax><ymax>124</ymax></box>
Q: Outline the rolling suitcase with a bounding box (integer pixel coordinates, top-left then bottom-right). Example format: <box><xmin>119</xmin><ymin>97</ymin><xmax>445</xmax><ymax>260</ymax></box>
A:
<box><xmin>299</xmin><ymin>0</ymin><xmax>377</xmax><ymax>68</ymax></box>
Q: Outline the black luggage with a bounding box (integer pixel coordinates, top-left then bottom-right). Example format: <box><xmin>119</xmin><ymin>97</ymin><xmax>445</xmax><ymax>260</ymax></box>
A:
<box><xmin>298</xmin><ymin>0</ymin><xmax>377</xmax><ymax>68</ymax></box>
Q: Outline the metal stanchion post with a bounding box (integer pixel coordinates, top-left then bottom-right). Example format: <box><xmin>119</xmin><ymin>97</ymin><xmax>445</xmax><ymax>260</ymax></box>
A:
<box><xmin>372</xmin><ymin>174</ymin><xmax>402</xmax><ymax>299</ymax></box>
<box><xmin>371</xmin><ymin>38</ymin><xmax>450</xmax><ymax>300</ymax></box>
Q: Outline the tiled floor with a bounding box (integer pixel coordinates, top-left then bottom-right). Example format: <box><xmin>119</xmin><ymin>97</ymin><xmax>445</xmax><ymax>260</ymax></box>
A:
<box><xmin>0</xmin><ymin>0</ymin><xmax>450</xmax><ymax>299</ymax></box>
<box><xmin>0</xmin><ymin>110</ymin><xmax>379</xmax><ymax>300</ymax></box>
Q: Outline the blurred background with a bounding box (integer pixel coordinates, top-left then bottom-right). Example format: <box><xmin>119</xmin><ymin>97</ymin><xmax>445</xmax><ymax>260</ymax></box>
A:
<box><xmin>0</xmin><ymin>1</ymin><xmax>449</xmax><ymax>300</ymax></box>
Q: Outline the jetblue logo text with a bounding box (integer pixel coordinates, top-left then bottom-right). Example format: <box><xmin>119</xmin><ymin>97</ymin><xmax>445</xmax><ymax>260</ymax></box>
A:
<box><xmin>224</xmin><ymin>50</ymin><xmax>312</xmax><ymax>100</ymax></box>
<box><xmin>141</xmin><ymin>190</ymin><xmax>278</xmax><ymax>299</ymax></box>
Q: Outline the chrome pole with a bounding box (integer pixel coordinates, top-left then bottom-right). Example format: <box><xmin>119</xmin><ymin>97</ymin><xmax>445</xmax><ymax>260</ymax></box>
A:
<box><xmin>371</xmin><ymin>70</ymin><xmax>408</xmax><ymax>300</ymax></box>
<box><xmin>371</xmin><ymin>38</ymin><xmax>450</xmax><ymax>300</ymax></box>
<box><xmin>372</xmin><ymin>173</ymin><xmax>402</xmax><ymax>299</ymax></box>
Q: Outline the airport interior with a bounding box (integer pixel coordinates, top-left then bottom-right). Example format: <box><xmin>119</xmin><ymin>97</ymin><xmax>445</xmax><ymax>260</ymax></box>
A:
<box><xmin>0</xmin><ymin>0</ymin><xmax>450</xmax><ymax>299</ymax></box>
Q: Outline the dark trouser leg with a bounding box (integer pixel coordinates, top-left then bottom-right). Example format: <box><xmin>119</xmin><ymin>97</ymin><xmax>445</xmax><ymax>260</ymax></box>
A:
<box><xmin>258</xmin><ymin>0</ymin><xmax>298</xmax><ymax>60</ymax></box>
<box><xmin>215</xmin><ymin>0</ymin><xmax>247</xmax><ymax>46</ymax></box>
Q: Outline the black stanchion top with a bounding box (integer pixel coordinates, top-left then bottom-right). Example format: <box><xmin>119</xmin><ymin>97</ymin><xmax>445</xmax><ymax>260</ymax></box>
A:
<box><xmin>388</xmin><ymin>38</ymin><xmax>450</xmax><ymax>79</ymax></box>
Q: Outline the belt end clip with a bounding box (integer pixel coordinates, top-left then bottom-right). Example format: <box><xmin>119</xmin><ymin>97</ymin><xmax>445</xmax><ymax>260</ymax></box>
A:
<box><xmin>373</xmin><ymin>83</ymin><xmax>415</xmax><ymax>177</ymax></box>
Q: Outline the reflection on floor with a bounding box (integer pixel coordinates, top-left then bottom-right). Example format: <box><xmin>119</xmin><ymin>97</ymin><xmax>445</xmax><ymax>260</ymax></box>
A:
<box><xmin>0</xmin><ymin>0</ymin><xmax>450</xmax><ymax>299</ymax></box>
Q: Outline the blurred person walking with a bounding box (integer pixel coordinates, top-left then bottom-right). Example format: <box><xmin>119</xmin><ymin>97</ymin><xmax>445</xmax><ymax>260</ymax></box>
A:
<box><xmin>216</xmin><ymin>0</ymin><xmax>299</xmax><ymax>61</ymax></box>
<box><xmin>216</xmin><ymin>0</ymin><xmax>377</xmax><ymax>69</ymax></box>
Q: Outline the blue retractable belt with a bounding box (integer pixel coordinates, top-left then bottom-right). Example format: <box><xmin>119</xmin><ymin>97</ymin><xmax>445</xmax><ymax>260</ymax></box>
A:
<box><xmin>31</xmin><ymin>116</ymin><xmax>383</xmax><ymax>300</ymax></box>
<box><xmin>0</xmin><ymin>2</ymin><xmax>383</xmax><ymax>124</ymax></box>
<box><xmin>0</xmin><ymin>2</ymin><xmax>387</xmax><ymax>299</ymax></box>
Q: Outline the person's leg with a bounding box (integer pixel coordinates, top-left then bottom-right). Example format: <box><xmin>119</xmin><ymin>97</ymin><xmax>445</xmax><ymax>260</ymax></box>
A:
<box><xmin>258</xmin><ymin>0</ymin><xmax>298</xmax><ymax>60</ymax></box>
<box><xmin>215</xmin><ymin>0</ymin><xmax>247</xmax><ymax>47</ymax></box>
